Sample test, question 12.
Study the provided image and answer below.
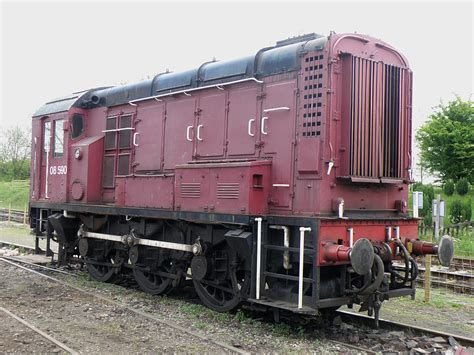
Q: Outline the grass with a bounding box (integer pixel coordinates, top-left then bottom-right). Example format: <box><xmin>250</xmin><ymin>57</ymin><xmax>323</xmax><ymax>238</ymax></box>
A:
<box><xmin>0</xmin><ymin>180</ymin><xmax>29</xmax><ymax>210</ymax></box>
<box><xmin>452</xmin><ymin>228</ymin><xmax>474</xmax><ymax>258</ymax></box>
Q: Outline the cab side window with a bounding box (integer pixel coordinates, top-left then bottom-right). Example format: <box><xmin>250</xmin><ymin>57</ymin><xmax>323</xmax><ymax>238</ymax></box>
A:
<box><xmin>71</xmin><ymin>114</ymin><xmax>84</xmax><ymax>139</ymax></box>
<box><xmin>44</xmin><ymin>121</ymin><xmax>51</xmax><ymax>155</ymax></box>
<box><xmin>54</xmin><ymin>120</ymin><xmax>64</xmax><ymax>157</ymax></box>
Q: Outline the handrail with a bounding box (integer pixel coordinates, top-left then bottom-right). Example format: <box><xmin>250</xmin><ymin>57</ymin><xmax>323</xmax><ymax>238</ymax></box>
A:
<box><xmin>129</xmin><ymin>77</ymin><xmax>264</xmax><ymax>104</ymax></box>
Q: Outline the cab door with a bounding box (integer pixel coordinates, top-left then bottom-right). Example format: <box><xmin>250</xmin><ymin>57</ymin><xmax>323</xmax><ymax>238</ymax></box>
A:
<box><xmin>40</xmin><ymin>116</ymin><xmax>68</xmax><ymax>202</ymax></box>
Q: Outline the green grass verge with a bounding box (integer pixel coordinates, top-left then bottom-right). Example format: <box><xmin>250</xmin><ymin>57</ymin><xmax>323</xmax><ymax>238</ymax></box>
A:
<box><xmin>0</xmin><ymin>180</ymin><xmax>29</xmax><ymax>210</ymax></box>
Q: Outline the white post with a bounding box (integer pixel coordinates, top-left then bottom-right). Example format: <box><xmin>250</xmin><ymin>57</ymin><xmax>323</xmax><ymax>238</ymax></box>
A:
<box><xmin>434</xmin><ymin>194</ymin><xmax>441</xmax><ymax>241</ymax></box>
<box><xmin>298</xmin><ymin>227</ymin><xmax>311</xmax><ymax>309</ymax></box>
<box><xmin>413</xmin><ymin>191</ymin><xmax>419</xmax><ymax>218</ymax></box>
<box><xmin>255</xmin><ymin>217</ymin><xmax>263</xmax><ymax>300</ymax></box>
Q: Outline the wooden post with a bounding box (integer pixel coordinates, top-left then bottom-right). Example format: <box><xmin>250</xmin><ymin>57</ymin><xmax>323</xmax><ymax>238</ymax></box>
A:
<box><xmin>424</xmin><ymin>233</ymin><xmax>432</xmax><ymax>302</ymax></box>
<box><xmin>8</xmin><ymin>202</ymin><xmax>11</xmax><ymax>224</ymax></box>
<box><xmin>23</xmin><ymin>203</ymin><xmax>27</xmax><ymax>225</ymax></box>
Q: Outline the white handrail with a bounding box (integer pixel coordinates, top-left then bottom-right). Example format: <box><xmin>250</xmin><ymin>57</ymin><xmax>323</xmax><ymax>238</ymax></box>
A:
<box><xmin>255</xmin><ymin>217</ymin><xmax>263</xmax><ymax>300</ymax></box>
<box><xmin>263</xmin><ymin>107</ymin><xmax>290</xmax><ymax>113</ymax></box>
<box><xmin>186</xmin><ymin>126</ymin><xmax>193</xmax><ymax>142</ymax></box>
<box><xmin>248</xmin><ymin>118</ymin><xmax>255</xmax><ymax>137</ymax></box>
<box><xmin>298</xmin><ymin>227</ymin><xmax>311</xmax><ymax>309</ymax></box>
<box><xmin>261</xmin><ymin>117</ymin><xmax>268</xmax><ymax>135</ymax></box>
<box><xmin>197</xmin><ymin>125</ymin><xmax>203</xmax><ymax>141</ymax></box>
<box><xmin>102</xmin><ymin>127</ymin><xmax>135</xmax><ymax>133</ymax></box>
<box><xmin>129</xmin><ymin>77</ymin><xmax>264</xmax><ymax>104</ymax></box>
<box><xmin>133</xmin><ymin>132</ymin><xmax>140</xmax><ymax>147</ymax></box>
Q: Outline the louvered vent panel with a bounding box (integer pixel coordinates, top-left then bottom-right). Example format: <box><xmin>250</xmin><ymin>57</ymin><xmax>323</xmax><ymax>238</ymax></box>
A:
<box><xmin>301</xmin><ymin>53</ymin><xmax>325</xmax><ymax>138</ymax></box>
<box><xmin>217</xmin><ymin>183</ymin><xmax>240</xmax><ymax>199</ymax></box>
<box><xmin>348</xmin><ymin>56</ymin><xmax>409</xmax><ymax>179</ymax></box>
<box><xmin>180</xmin><ymin>182</ymin><xmax>201</xmax><ymax>198</ymax></box>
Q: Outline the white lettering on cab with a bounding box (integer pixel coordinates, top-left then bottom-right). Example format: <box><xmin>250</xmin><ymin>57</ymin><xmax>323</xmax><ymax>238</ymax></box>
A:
<box><xmin>49</xmin><ymin>165</ymin><xmax>67</xmax><ymax>175</ymax></box>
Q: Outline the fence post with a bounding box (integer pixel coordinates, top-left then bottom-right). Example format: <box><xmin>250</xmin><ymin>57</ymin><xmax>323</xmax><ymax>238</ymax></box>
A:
<box><xmin>8</xmin><ymin>202</ymin><xmax>11</xmax><ymax>224</ymax></box>
<box><xmin>424</xmin><ymin>232</ymin><xmax>432</xmax><ymax>302</ymax></box>
<box><xmin>23</xmin><ymin>203</ymin><xmax>27</xmax><ymax>225</ymax></box>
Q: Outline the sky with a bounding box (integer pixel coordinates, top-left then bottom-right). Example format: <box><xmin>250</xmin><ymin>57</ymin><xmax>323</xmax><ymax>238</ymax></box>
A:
<box><xmin>0</xmin><ymin>0</ymin><xmax>473</xmax><ymax>179</ymax></box>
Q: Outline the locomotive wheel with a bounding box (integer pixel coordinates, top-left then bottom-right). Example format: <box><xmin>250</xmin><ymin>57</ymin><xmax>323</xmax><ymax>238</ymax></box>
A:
<box><xmin>133</xmin><ymin>259</ymin><xmax>177</xmax><ymax>295</ymax></box>
<box><xmin>86</xmin><ymin>259</ymin><xmax>117</xmax><ymax>283</ymax></box>
<box><xmin>192</xmin><ymin>245</ymin><xmax>250</xmax><ymax>312</ymax></box>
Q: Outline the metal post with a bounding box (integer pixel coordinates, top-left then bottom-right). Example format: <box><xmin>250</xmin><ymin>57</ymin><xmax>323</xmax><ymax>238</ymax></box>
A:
<box><xmin>8</xmin><ymin>202</ymin><xmax>11</xmax><ymax>224</ymax></box>
<box><xmin>255</xmin><ymin>217</ymin><xmax>263</xmax><ymax>300</ymax></box>
<box><xmin>298</xmin><ymin>227</ymin><xmax>311</xmax><ymax>309</ymax></box>
<box><xmin>23</xmin><ymin>203</ymin><xmax>27</xmax><ymax>225</ymax></box>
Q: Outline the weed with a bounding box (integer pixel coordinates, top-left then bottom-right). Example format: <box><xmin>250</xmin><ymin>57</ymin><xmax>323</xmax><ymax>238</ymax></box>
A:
<box><xmin>194</xmin><ymin>321</ymin><xmax>207</xmax><ymax>330</ymax></box>
<box><xmin>273</xmin><ymin>322</ymin><xmax>291</xmax><ymax>337</ymax></box>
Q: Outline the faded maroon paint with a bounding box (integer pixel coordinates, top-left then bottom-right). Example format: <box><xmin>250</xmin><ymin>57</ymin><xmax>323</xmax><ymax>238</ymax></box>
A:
<box><xmin>69</xmin><ymin>135</ymin><xmax>104</xmax><ymax>203</ymax></box>
<box><xmin>30</xmin><ymin>33</ymin><xmax>413</xmax><ymax>222</ymax></box>
<box><xmin>175</xmin><ymin>161</ymin><xmax>272</xmax><ymax>215</ymax></box>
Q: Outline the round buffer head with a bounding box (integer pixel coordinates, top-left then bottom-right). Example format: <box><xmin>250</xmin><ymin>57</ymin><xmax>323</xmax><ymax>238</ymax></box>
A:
<box><xmin>438</xmin><ymin>235</ymin><xmax>454</xmax><ymax>267</ymax></box>
<box><xmin>350</xmin><ymin>238</ymin><xmax>375</xmax><ymax>275</ymax></box>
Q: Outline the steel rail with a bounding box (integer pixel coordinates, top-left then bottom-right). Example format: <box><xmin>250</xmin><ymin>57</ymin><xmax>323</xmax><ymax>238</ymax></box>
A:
<box><xmin>0</xmin><ymin>257</ymin><xmax>250</xmax><ymax>355</ymax></box>
<box><xmin>337</xmin><ymin>309</ymin><xmax>474</xmax><ymax>348</ymax></box>
<box><xmin>0</xmin><ymin>255</ymin><xmax>75</xmax><ymax>276</ymax></box>
<box><xmin>0</xmin><ymin>306</ymin><xmax>79</xmax><ymax>355</ymax></box>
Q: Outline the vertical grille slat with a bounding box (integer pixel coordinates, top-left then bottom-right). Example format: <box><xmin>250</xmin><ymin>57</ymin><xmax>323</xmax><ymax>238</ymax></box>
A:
<box><xmin>347</xmin><ymin>56</ymin><xmax>409</xmax><ymax>180</ymax></box>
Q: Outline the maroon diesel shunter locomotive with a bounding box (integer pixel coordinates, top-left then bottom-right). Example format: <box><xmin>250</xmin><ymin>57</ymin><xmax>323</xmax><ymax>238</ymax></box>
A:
<box><xmin>30</xmin><ymin>32</ymin><xmax>453</xmax><ymax>323</ymax></box>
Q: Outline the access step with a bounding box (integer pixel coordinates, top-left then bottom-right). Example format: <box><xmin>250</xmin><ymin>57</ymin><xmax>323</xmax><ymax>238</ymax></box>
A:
<box><xmin>247</xmin><ymin>297</ymin><xmax>318</xmax><ymax>315</ymax></box>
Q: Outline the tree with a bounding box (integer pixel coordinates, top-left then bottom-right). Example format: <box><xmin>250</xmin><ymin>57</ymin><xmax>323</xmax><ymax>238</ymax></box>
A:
<box><xmin>416</xmin><ymin>97</ymin><xmax>474</xmax><ymax>184</ymax></box>
<box><xmin>0</xmin><ymin>126</ymin><xmax>31</xmax><ymax>181</ymax></box>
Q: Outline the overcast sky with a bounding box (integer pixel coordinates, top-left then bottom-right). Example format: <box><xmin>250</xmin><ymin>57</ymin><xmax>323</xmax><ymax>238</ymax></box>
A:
<box><xmin>1</xmin><ymin>0</ymin><xmax>472</xmax><ymax>178</ymax></box>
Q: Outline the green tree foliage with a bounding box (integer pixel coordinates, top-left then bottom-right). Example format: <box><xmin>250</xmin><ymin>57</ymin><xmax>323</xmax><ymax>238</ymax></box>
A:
<box><xmin>416</xmin><ymin>98</ymin><xmax>474</xmax><ymax>183</ymax></box>
<box><xmin>450</xmin><ymin>199</ymin><xmax>472</xmax><ymax>223</ymax></box>
<box><xmin>443</xmin><ymin>180</ymin><xmax>455</xmax><ymax>196</ymax></box>
<box><xmin>455</xmin><ymin>178</ymin><xmax>470</xmax><ymax>195</ymax></box>
<box><xmin>0</xmin><ymin>126</ymin><xmax>30</xmax><ymax>181</ymax></box>
<box><xmin>413</xmin><ymin>182</ymin><xmax>434</xmax><ymax>226</ymax></box>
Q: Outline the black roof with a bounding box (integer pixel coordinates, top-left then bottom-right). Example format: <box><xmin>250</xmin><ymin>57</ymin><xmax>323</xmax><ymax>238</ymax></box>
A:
<box><xmin>33</xmin><ymin>33</ymin><xmax>327</xmax><ymax>117</ymax></box>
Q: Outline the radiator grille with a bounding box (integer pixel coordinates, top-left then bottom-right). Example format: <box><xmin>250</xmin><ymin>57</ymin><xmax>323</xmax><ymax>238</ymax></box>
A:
<box><xmin>217</xmin><ymin>183</ymin><xmax>240</xmax><ymax>199</ymax></box>
<box><xmin>348</xmin><ymin>56</ymin><xmax>410</xmax><ymax>179</ymax></box>
<box><xmin>180</xmin><ymin>182</ymin><xmax>201</xmax><ymax>198</ymax></box>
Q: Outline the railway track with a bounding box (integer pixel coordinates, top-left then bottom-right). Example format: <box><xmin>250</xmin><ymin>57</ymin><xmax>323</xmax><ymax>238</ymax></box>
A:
<box><xmin>0</xmin><ymin>256</ymin><xmax>377</xmax><ymax>354</ymax></box>
<box><xmin>336</xmin><ymin>310</ymin><xmax>474</xmax><ymax>348</ymax></box>
<box><xmin>1</xmin><ymin>256</ymin><xmax>472</xmax><ymax>353</ymax></box>
<box><xmin>0</xmin><ymin>257</ymin><xmax>250</xmax><ymax>354</ymax></box>
<box><xmin>0</xmin><ymin>306</ymin><xmax>79</xmax><ymax>354</ymax></box>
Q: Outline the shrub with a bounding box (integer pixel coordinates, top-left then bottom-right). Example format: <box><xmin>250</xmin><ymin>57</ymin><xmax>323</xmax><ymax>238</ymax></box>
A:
<box><xmin>462</xmin><ymin>199</ymin><xmax>472</xmax><ymax>221</ymax></box>
<box><xmin>450</xmin><ymin>199</ymin><xmax>472</xmax><ymax>223</ymax></box>
<box><xmin>456</xmin><ymin>178</ymin><xmax>469</xmax><ymax>195</ymax></box>
<box><xmin>450</xmin><ymin>200</ymin><xmax>463</xmax><ymax>223</ymax></box>
<box><xmin>443</xmin><ymin>180</ymin><xmax>455</xmax><ymax>196</ymax></box>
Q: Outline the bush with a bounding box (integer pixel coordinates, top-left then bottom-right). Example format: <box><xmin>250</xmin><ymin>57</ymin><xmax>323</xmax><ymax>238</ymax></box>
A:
<box><xmin>450</xmin><ymin>200</ymin><xmax>463</xmax><ymax>223</ymax></box>
<box><xmin>443</xmin><ymin>180</ymin><xmax>455</xmax><ymax>196</ymax></box>
<box><xmin>456</xmin><ymin>178</ymin><xmax>469</xmax><ymax>195</ymax></box>
<box><xmin>462</xmin><ymin>199</ymin><xmax>472</xmax><ymax>221</ymax></box>
<box><xmin>450</xmin><ymin>199</ymin><xmax>472</xmax><ymax>223</ymax></box>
